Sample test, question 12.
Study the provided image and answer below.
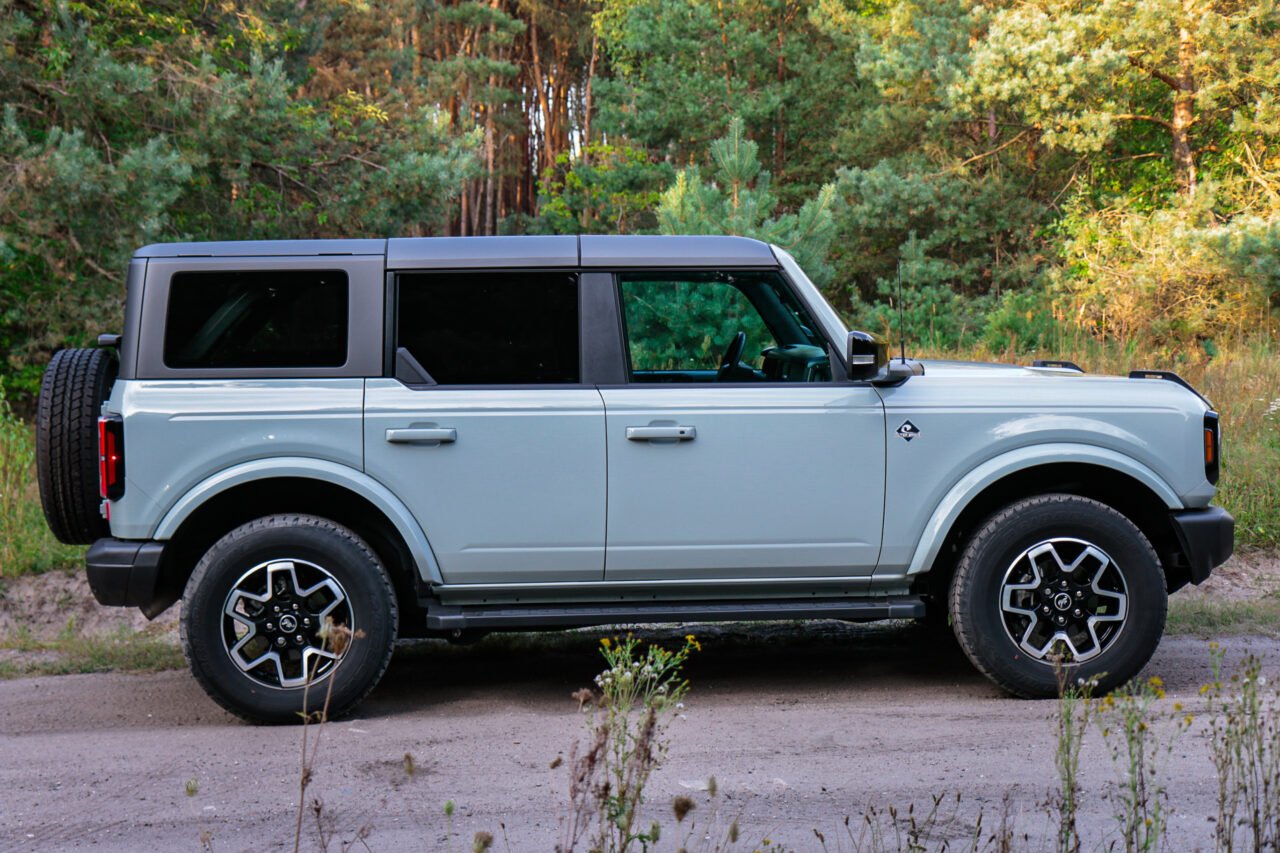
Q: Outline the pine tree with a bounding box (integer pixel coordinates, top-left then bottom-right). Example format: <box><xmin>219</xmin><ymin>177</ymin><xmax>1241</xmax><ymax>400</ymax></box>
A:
<box><xmin>656</xmin><ymin>118</ymin><xmax>837</xmax><ymax>286</ymax></box>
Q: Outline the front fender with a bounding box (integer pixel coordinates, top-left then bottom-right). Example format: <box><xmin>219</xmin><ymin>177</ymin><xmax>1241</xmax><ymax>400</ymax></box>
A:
<box><xmin>904</xmin><ymin>443</ymin><xmax>1182</xmax><ymax>577</ymax></box>
<box><xmin>152</xmin><ymin>457</ymin><xmax>444</xmax><ymax>584</ymax></box>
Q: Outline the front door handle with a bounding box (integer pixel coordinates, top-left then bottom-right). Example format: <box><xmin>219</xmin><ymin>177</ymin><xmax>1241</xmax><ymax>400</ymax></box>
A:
<box><xmin>386</xmin><ymin>427</ymin><xmax>457</xmax><ymax>445</ymax></box>
<box><xmin>625</xmin><ymin>425</ymin><xmax>696</xmax><ymax>442</ymax></box>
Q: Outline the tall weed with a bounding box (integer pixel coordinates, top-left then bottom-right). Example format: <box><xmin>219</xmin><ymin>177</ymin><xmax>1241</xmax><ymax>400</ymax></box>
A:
<box><xmin>1205</xmin><ymin>646</ymin><xmax>1280</xmax><ymax>852</ymax></box>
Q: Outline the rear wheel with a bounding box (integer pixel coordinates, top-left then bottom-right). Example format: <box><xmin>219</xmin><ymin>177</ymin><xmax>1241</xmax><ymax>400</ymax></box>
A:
<box><xmin>949</xmin><ymin>494</ymin><xmax>1166</xmax><ymax>698</ymax></box>
<box><xmin>36</xmin><ymin>347</ymin><xmax>117</xmax><ymax>544</ymax></box>
<box><xmin>180</xmin><ymin>515</ymin><xmax>397</xmax><ymax>723</ymax></box>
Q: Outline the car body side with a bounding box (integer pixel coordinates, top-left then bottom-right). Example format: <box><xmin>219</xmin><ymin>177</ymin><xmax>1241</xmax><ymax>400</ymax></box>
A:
<box><xmin>100</xmin><ymin>236</ymin><xmax>1220</xmax><ymax>626</ymax></box>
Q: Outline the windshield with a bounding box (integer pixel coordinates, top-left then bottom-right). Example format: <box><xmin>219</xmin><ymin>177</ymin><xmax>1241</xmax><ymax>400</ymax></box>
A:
<box><xmin>771</xmin><ymin>246</ymin><xmax>849</xmax><ymax>347</ymax></box>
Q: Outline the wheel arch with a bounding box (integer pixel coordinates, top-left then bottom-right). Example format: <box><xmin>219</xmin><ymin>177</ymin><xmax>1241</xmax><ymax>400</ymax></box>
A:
<box><xmin>151</xmin><ymin>459</ymin><xmax>441</xmax><ymax>634</ymax></box>
<box><xmin>908</xmin><ymin>446</ymin><xmax>1192</xmax><ymax>597</ymax></box>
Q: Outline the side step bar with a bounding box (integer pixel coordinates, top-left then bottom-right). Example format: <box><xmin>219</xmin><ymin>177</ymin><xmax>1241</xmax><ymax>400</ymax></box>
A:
<box><xmin>424</xmin><ymin>596</ymin><xmax>925</xmax><ymax>632</ymax></box>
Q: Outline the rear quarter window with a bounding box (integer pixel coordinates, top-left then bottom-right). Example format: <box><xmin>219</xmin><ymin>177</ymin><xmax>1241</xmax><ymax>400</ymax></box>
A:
<box><xmin>163</xmin><ymin>270</ymin><xmax>348</xmax><ymax>369</ymax></box>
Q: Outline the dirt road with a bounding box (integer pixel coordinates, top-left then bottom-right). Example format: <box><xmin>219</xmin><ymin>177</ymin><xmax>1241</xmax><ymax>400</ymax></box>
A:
<box><xmin>1</xmin><ymin>624</ymin><xmax>1275</xmax><ymax>851</ymax></box>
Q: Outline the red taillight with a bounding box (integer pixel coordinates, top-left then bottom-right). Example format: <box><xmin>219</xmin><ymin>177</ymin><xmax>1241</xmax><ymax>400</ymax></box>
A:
<box><xmin>98</xmin><ymin>416</ymin><xmax>125</xmax><ymax>501</ymax></box>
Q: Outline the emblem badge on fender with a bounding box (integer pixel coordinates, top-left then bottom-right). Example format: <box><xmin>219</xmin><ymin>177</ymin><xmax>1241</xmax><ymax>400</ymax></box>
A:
<box><xmin>896</xmin><ymin>420</ymin><xmax>920</xmax><ymax>442</ymax></box>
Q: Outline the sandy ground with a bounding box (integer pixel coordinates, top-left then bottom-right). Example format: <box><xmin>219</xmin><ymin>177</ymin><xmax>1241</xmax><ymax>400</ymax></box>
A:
<box><xmin>1</xmin><ymin>626</ymin><xmax>1278</xmax><ymax>851</ymax></box>
<box><xmin>0</xmin><ymin>555</ymin><xmax>1277</xmax><ymax>851</ymax></box>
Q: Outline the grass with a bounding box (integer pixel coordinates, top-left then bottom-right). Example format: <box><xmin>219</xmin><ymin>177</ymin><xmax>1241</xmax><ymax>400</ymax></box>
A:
<box><xmin>0</xmin><ymin>623</ymin><xmax>183</xmax><ymax>678</ymax></box>
<box><xmin>1165</xmin><ymin>596</ymin><xmax>1280</xmax><ymax>639</ymax></box>
<box><xmin>0</xmin><ymin>398</ymin><xmax>83</xmax><ymax>578</ymax></box>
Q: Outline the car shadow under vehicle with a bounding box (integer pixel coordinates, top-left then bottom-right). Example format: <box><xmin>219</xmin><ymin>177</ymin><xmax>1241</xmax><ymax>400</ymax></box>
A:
<box><xmin>364</xmin><ymin>619</ymin><xmax>991</xmax><ymax>715</ymax></box>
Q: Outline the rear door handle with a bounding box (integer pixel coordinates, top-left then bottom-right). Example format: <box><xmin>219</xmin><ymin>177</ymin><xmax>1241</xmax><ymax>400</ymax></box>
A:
<box><xmin>386</xmin><ymin>427</ymin><xmax>457</xmax><ymax>444</ymax></box>
<box><xmin>625</xmin><ymin>425</ymin><xmax>696</xmax><ymax>442</ymax></box>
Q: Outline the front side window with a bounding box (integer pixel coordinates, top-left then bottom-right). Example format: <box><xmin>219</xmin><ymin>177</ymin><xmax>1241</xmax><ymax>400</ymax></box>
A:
<box><xmin>397</xmin><ymin>271</ymin><xmax>580</xmax><ymax>385</ymax></box>
<box><xmin>618</xmin><ymin>270</ymin><xmax>830</xmax><ymax>383</ymax></box>
<box><xmin>164</xmin><ymin>270</ymin><xmax>348</xmax><ymax>369</ymax></box>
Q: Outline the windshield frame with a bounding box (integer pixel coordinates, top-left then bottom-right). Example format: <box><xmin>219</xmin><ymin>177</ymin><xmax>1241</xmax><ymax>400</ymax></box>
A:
<box><xmin>770</xmin><ymin>246</ymin><xmax>849</xmax><ymax>350</ymax></box>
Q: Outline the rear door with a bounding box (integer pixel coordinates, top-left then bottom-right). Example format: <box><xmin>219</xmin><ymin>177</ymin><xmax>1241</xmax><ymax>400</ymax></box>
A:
<box><xmin>363</xmin><ymin>269</ymin><xmax>606</xmax><ymax>585</ymax></box>
<box><xmin>601</xmin><ymin>268</ymin><xmax>886</xmax><ymax>581</ymax></box>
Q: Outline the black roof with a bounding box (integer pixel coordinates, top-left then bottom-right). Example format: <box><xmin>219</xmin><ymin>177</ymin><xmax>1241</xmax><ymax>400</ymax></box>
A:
<box><xmin>135</xmin><ymin>235</ymin><xmax>779</xmax><ymax>268</ymax></box>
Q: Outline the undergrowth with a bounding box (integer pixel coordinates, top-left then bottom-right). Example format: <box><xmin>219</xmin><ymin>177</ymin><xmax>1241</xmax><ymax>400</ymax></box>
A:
<box><xmin>0</xmin><ymin>392</ymin><xmax>82</xmax><ymax>577</ymax></box>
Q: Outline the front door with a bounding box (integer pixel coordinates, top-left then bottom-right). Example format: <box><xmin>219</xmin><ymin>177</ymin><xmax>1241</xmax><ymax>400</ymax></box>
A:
<box><xmin>364</xmin><ymin>270</ymin><xmax>605</xmax><ymax>585</ymax></box>
<box><xmin>602</xmin><ymin>269</ymin><xmax>885</xmax><ymax>581</ymax></box>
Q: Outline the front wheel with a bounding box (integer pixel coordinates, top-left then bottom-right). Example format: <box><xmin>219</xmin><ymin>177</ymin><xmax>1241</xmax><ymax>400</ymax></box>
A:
<box><xmin>949</xmin><ymin>494</ymin><xmax>1167</xmax><ymax>698</ymax></box>
<box><xmin>180</xmin><ymin>515</ymin><xmax>398</xmax><ymax>723</ymax></box>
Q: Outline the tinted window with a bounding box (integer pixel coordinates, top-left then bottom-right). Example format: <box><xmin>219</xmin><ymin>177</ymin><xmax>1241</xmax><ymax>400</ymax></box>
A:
<box><xmin>164</xmin><ymin>270</ymin><xmax>348</xmax><ymax>368</ymax></box>
<box><xmin>397</xmin><ymin>272</ymin><xmax>579</xmax><ymax>384</ymax></box>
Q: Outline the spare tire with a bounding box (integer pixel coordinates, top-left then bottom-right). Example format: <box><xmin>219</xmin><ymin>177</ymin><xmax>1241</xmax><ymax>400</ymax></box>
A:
<box><xmin>37</xmin><ymin>348</ymin><xmax>117</xmax><ymax>544</ymax></box>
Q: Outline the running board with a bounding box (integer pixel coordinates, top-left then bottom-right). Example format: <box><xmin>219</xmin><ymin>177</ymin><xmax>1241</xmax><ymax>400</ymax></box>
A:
<box><xmin>424</xmin><ymin>596</ymin><xmax>925</xmax><ymax>632</ymax></box>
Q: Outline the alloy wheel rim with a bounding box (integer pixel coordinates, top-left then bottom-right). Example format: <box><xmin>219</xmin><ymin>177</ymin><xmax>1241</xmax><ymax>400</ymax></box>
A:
<box><xmin>998</xmin><ymin>537</ymin><xmax>1128</xmax><ymax>664</ymax></box>
<box><xmin>221</xmin><ymin>558</ymin><xmax>353</xmax><ymax>689</ymax></box>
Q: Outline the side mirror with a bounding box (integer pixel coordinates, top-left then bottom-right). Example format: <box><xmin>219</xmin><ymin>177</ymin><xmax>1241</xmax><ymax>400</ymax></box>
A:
<box><xmin>846</xmin><ymin>331</ymin><xmax>888</xmax><ymax>381</ymax></box>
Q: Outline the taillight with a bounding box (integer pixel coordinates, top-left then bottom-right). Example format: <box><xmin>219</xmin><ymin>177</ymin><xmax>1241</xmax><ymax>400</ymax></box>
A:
<box><xmin>98</xmin><ymin>416</ymin><xmax>125</xmax><ymax>500</ymax></box>
<box><xmin>1203</xmin><ymin>411</ymin><xmax>1220</xmax><ymax>486</ymax></box>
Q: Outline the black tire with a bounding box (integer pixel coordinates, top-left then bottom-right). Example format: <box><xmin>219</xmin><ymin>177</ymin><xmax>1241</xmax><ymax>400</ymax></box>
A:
<box><xmin>180</xmin><ymin>515</ymin><xmax>398</xmax><ymax>724</ymax></box>
<box><xmin>949</xmin><ymin>494</ymin><xmax>1167</xmax><ymax>698</ymax></box>
<box><xmin>36</xmin><ymin>347</ymin><xmax>117</xmax><ymax>545</ymax></box>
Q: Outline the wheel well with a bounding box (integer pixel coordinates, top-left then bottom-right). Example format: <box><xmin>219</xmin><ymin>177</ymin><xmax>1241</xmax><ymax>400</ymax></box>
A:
<box><xmin>914</xmin><ymin>463</ymin><xmax>1188</xmax><ymax>601</ymax></box>
<box><xmin>152</xmin><ymin>478</ymin><xmax>428</xmax><ymax>636</ymax></box>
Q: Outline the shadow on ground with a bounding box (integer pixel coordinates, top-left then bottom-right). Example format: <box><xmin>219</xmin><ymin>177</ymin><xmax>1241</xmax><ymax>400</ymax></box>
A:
<box><xmin>365</xmin><ymin>619</ymin><xmax>991</xmax><ymax>715</ymax></box>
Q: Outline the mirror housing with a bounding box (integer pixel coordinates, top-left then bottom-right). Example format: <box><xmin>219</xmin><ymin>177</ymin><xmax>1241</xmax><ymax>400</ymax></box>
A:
<box><xmin>846</xmin><ymin>331</ymin><xmax>888</xmax><ymax>381</ymax></box>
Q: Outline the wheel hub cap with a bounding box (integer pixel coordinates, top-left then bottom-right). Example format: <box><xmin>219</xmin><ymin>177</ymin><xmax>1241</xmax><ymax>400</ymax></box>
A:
<box><xmin>220</xmin><ymin>559</ymin><xmax>353</xmax><ymax>689</ymax></box>
<box><xmin>998</xmin><ymin>538</ymin><xmax>1128</xmax><ymax>664</ymax></box>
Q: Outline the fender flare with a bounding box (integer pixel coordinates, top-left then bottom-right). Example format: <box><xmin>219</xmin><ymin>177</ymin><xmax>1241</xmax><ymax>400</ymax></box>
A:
<box><xmin>152</xmin><ymin>457</ymin><xmax>444</xmax><ymax>584</ymax></box>
<box><xmin>905</xmin><ymin>443</ymin><xmax>1182</xmax><ymax>577</ymax></box>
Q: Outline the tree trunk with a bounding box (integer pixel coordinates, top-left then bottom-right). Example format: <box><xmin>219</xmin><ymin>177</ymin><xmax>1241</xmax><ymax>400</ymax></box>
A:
<box><xmin>582</xmin><ymin>33</ymin><xmax>598</xmax><ymax>165</ymax></box>
<box><xmin>484</xmin><ymin>14</ymin><xmax>498</xmax><ymax>236</ymax></box>
<box><xmin>529</xmin><ymin>21</ymin><xmax>553</xmax><ymax>178</ymax></box>
<box><xmin>1172</xmin><ymin>2</ymin><xmax>1198</xmax><ymax>195</ymax></box>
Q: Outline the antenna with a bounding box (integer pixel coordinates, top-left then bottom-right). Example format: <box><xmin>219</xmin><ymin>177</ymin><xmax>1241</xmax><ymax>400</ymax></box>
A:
<box><xmin>896</xmin><ymin>259</ymin><xmax>907</xmax><ymax>364</ymax></box>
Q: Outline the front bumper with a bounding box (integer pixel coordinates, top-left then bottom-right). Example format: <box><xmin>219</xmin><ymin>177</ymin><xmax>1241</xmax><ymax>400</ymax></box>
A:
<box><xmin>85</xmin><ymin>538</ymin><xmax>166</xmax><ymax>608</ymax></box>
<box><xmin>1170</xmin><ymin>506</ymin><xmax>1234</xmax><ymax>584</ymax></box>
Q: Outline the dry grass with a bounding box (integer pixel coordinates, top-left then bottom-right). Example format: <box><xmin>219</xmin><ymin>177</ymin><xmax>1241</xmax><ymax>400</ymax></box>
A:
<box><xmin>0</xmin><ymin>623</ymin><xmax>182</xmax><ymax>678</ymax></box>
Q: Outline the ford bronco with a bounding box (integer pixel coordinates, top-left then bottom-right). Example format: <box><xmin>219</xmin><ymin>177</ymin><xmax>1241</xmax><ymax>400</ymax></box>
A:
<box><xmin>35</xmin><ymin>235</ymin><xmax>1233</xmax><ymax>722</ymax></box>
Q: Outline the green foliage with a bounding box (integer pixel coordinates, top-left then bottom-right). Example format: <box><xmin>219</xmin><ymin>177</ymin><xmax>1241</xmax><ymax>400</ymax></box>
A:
<box><xmin>595</xmin><ymin>0</ymin><xmax>851</xmax><ymax>205</ymax></box>
<box><xmin>1047</xmin><ymin>194</ymin><xmax>1278</xmax><ymax>344</ymax></box>
<box><xmin>656</xmin><ymin>118</ymin><xmax>837</xmax><ymax>286</ymax></box>
<box><xmin>530</xmin><ymin>143</ymin><xmax>672</xmax><ymax>235</ymax></box>
<box><xmin>0</xmin><ymin>0</ymin><xmax>478</xmax><ymax>397</ymax></box>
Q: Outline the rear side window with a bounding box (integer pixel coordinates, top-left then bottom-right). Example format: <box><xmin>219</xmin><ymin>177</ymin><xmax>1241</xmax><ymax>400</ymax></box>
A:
<box><xmin>397</xmin><ymin>272</ymin><xmax>579</xmax><ymax>384</ymax></box>
<box><xmin>164</xmin><ymin>270</ymin><xmax>348</xmax><ymax>368</ymax></box>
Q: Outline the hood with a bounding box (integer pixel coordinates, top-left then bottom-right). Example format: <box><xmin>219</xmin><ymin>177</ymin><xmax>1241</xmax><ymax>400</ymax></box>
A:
<box><xmin>910</xmin><ymin>359</ymin><xmax>1212</xmax><ymax>412</ymax></box>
